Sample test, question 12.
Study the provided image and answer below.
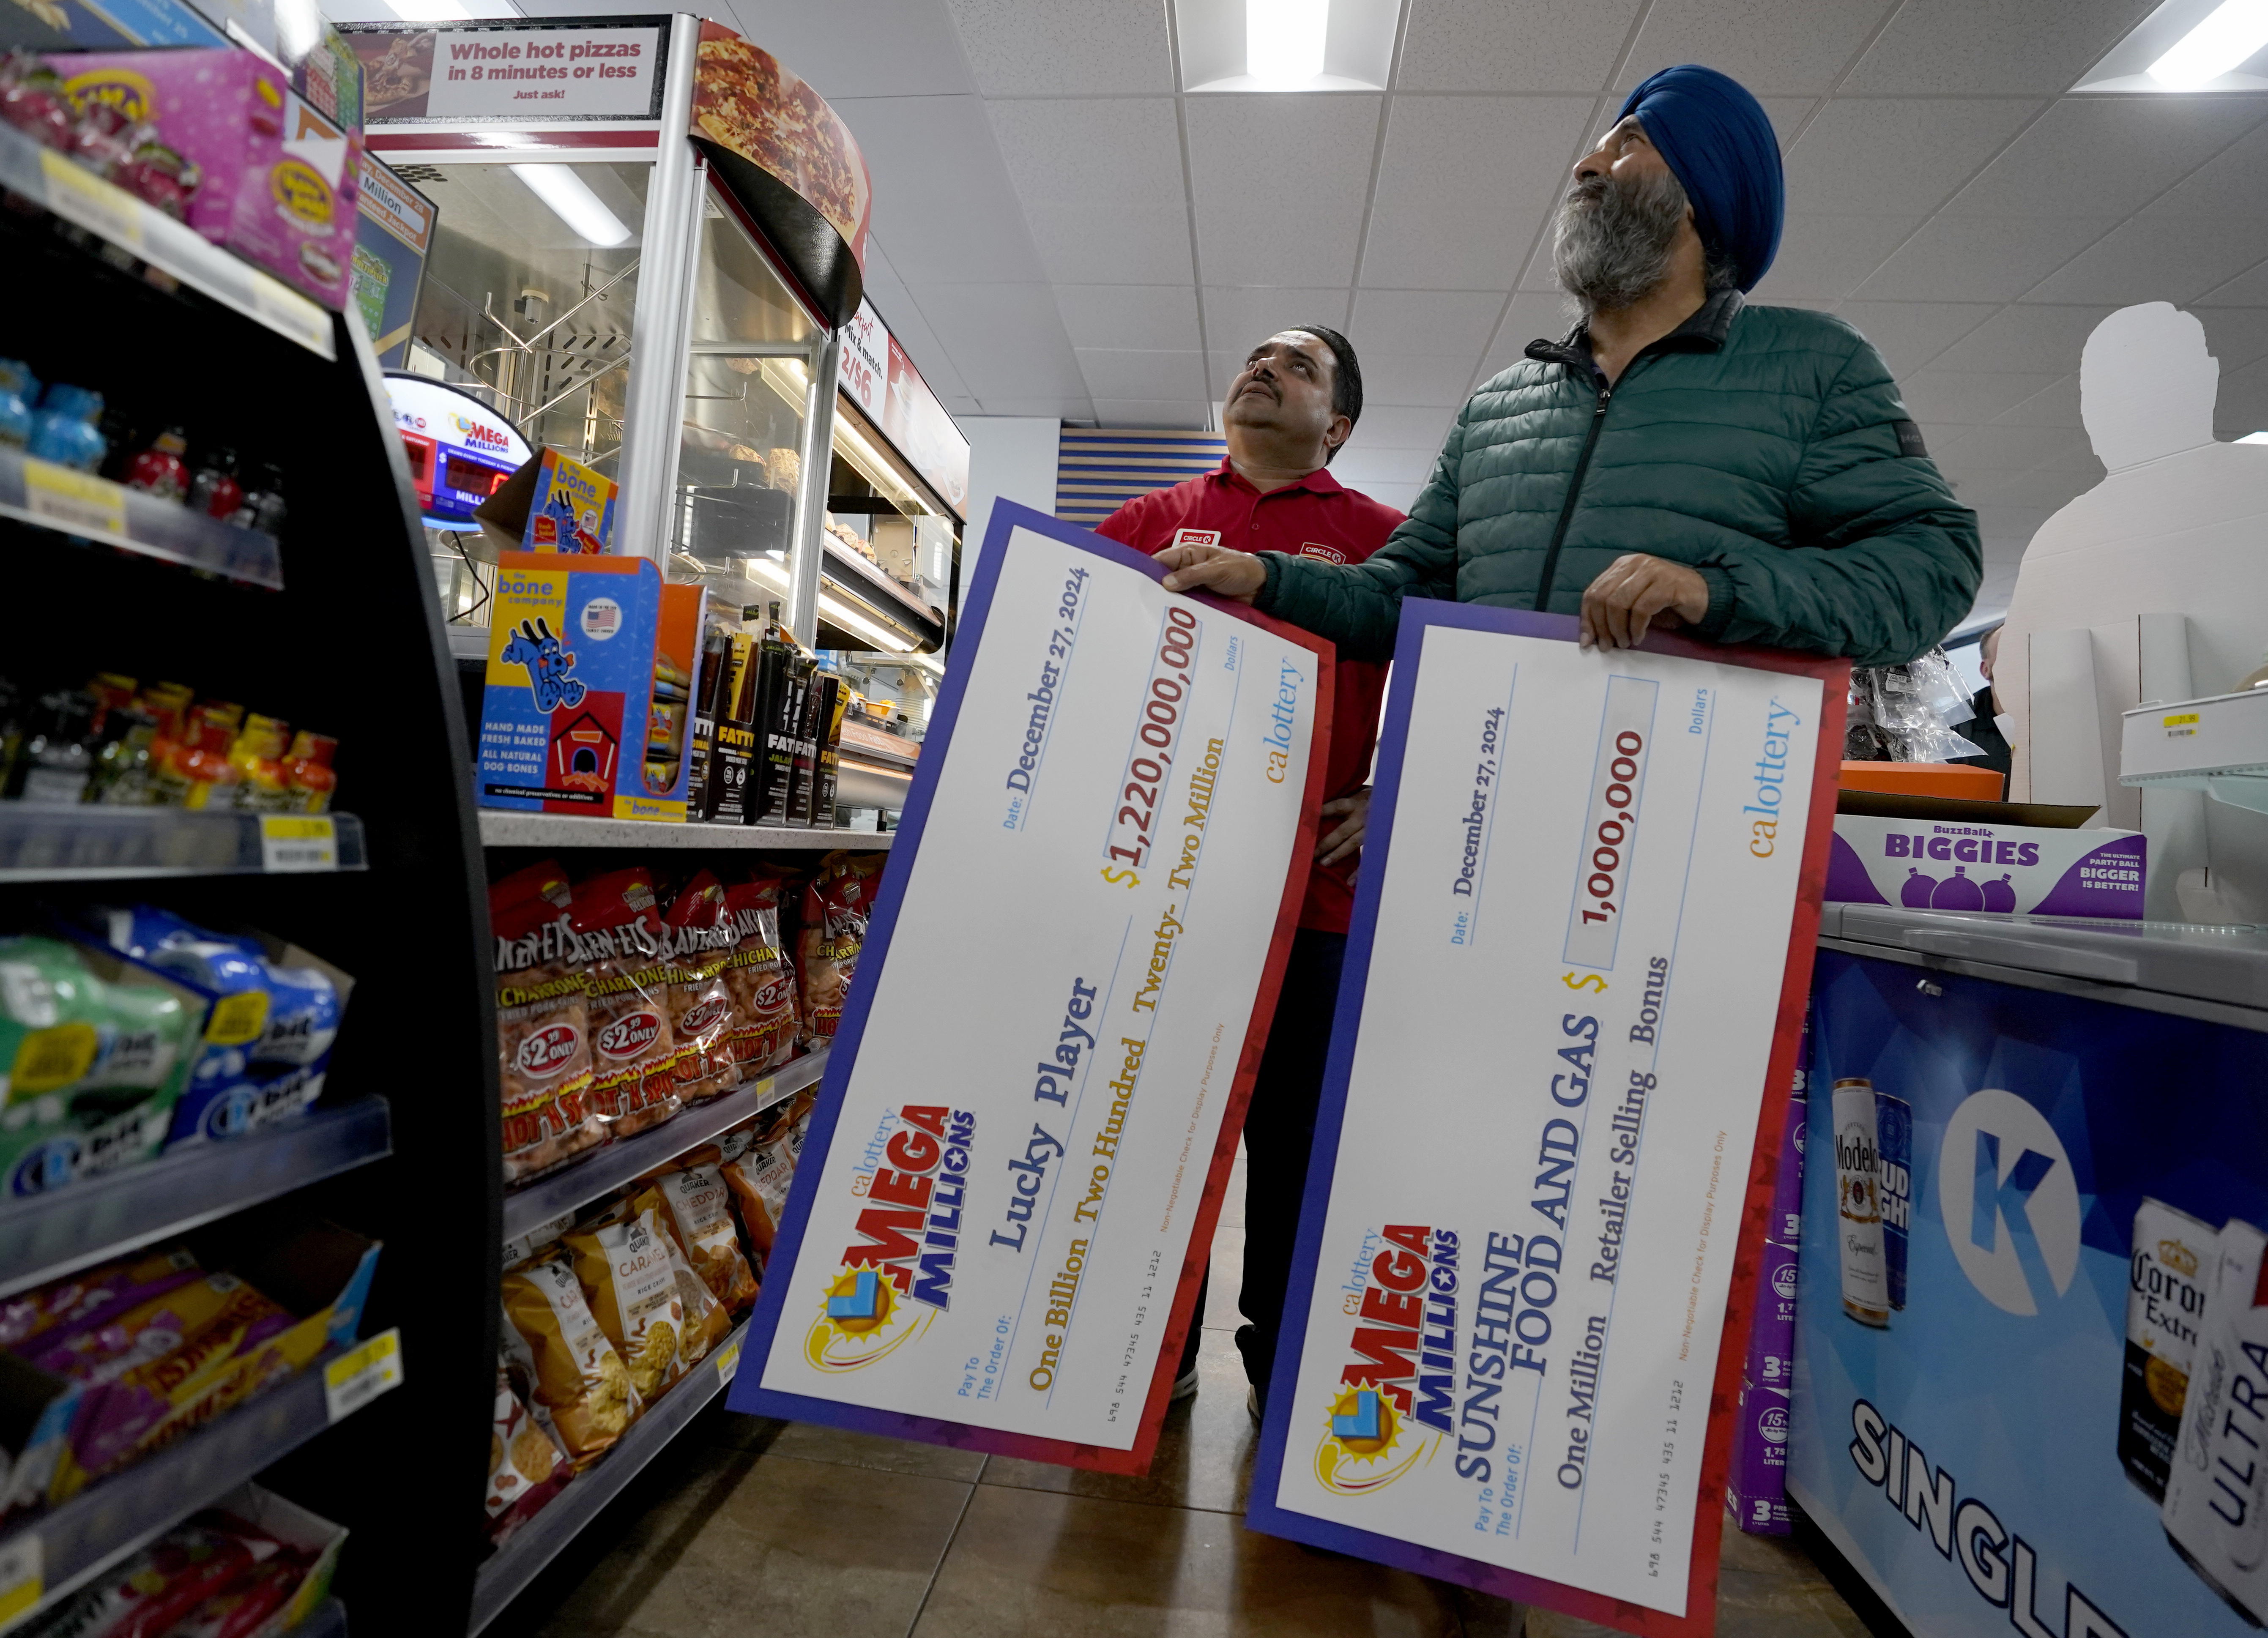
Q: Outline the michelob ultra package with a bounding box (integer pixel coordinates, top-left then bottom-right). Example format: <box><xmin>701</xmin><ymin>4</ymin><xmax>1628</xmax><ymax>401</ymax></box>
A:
<box><xmin>2162</xmin><ymin>1216</ymin><xmax>2268</xmax><ymax>1624</ymax></box>
<box><xmin>1827</xmin><ymin>815</ymin><xmax>2145</xmax><ymax>919</ymax></box>
<box><xmin>2124</xmin><ymin>1198</ymin><xmax>2214</xmax><ymax>1501</ymax></box>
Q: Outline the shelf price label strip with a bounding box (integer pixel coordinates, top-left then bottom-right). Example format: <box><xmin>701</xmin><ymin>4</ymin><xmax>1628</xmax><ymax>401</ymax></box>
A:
<box><xmin>729</xmin><ymin>501</ymin><xmax>1332</xmax><ymax>1474</ymax></box>
<box><xmin>259</xmin><ymin>816</ymin><xmax>339</xmax><ymax>873</ymax></box>
<box><xmin>1243</xmin><ymin>604</ymin><xmax>1848</xmax><ymax>1636</ymax></box>
<box><xmin>18</xmin><ymin>459</ymin><xmax>127</xmax><ymax>542</ymax></box>
<box><xmin>0</xmin><ymin>1534</ymin><xmax>38</xmax><ymax>1632</ymax></box>
<box><xmin>323</xmin><ymin>1328</ymin><xmax>405</xmax><ymax>1423</ymax></box>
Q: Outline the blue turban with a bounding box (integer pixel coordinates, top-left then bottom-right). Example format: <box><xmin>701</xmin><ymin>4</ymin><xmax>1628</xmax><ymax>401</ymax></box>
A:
<box><xmin>1617</xmin><ymin>65</ymin><xmax>1784</xmax><ymax>292</ymax></box>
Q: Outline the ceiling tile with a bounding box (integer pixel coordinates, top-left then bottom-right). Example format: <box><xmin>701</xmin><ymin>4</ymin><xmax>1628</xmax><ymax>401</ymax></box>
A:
<box><xmin>1748</xmin><ymin>213</ymin><xmax>1921</xmax><ymax>301</ymax></box>
<box><xmin>1782</xmin><ymin>98</ymin><xmax>2041</xmax><ymax>216</ymax></box>
<box><xmin>1614</xmin><ymin>0</ymin><xmax>1896</xmax><ymax>96</ymax></box>
<box><xmin>1942</xmin><ymin>98</ymin><xmax>2268</xmax><ymax>221</ymax></box>
<box><xmin>1201</xmin><ymin>290</ymin><xmax>1353</xmax><ymax>355</ymax></box>
<box><xmin>985</xmin><ymin>396</ymin><xmax>1104</xmax><ymax>418</ymax></box>
<box><xmin>1941</xmin><ymin>304</ymin><xmax>2112</xmax><ymax>374</ymax></box>
<box><xmin>1089</xmin><ymin>400</ymin><xmax>1211</xmax><ymax>429</ymax></box>
<box><xmin>858</xmin><ymin>235</ymin><xmax>973</xmax><ymax>402</ymax></box>
<box><xmin>1074</xmin><ymin>347</ymin><xmax>1207</xmax><ymax>399</ymax></box>
<box><xmin>1841</xmin><ymin>0</ymin><xmax>2159</xmax><ymax>96</ymax></box>
<box><xmin>1330</xmin><ymin>447</ymin><xmax>1441</xmax><ymax>487</ymax></box>
<box><xmin>720</xmin><ymin>0</ymin><xmax>974</xmax><ymax>98</ymax></box>
<box><xmin>915</xmin><ymin>282</ymin><xmax>1091</xmax><ymax>406</ymax></box>
<box><xmin>1346</xmin><ymin>289</ymin><xmax>1508</xmax><ymax>356</ymax></box>
<box><xmin>1023</xmin><ymin>205</ymin><xmax>1194</xmax><ymax>285</ymax></box>
<box><xmin>1955</xmin><ymin>467</ymin><xmax>2091</xmax><ymax>508</ymax></box>
<box><xmin>1051</xmin><ymin>285</ymin><xmax>1203</xmax><ymax>352</ymax></box>
<box><xmin>1991</xmin><ymin>373</ymin><xmax>2081</xmax><ymax>428</ymax></box>
<box><xmin>1398</xmin><ymin>0</ymin><xmax>1644</xmax><ymax>93</ymax></box>
<box><xmin>1187</xmin><ymin>96</ymin><xmax>1381</xmax><ymax>287</ymax></box>
<box><xmin>2142</xmin><ymin>120</ymin><xmax>2268</xmax><ymax>220</ymax></box>
<box><xmin>1899</xmin><ymin>369</ymin><xmax>2066</xmax><ymax>424</ymax></box>
<box><xmin>987</xmin><ymin>100</ymin><xmax>1185</xmax><ymax>205</ymax></box>
<box><xmin>1358</xmin><ymin>482</ymin><xmax>1423</xmax><ymax>514</ymax></box>
<box><xmin>834</xmin><ymin>94</ymin><xmax>1049</xmax><ymax>285</ymax></box>
<box><xmin>2199</xmin><ymin>308</ymin><xmax>2268</xmax><ymax>374</ymax></box>
<box><xmin>1360</xmin><ymin>354</ymin><xmax>1485</xmax><ymax>407</ymax></box>
<box><xmin>1831</xmin><ymin>302</ymin><xmax>1999</xmax><ymax>376</ymax></box>
<box><xmin>1359</xmin><ymin>97</ymin><xmax>1595</xmax><ymax>289</ymax></box>
<box><xmin>942</xmin><ymin>0</ymin><xmax>1171</xmax><ymax>95</ymax></box>
<box><xmin>1341</xmin><ymin>405</ymin><xmax>1458</xmax><ymax>451</ymax></box>
<box><xmin>2191</xmin><ymin>259</ymin><xmax>2268</xmax><ymax>308</ymax></box>
<box><xmin>1758</xmin><ymin>98</ymin><xmax>1817</xmax><ymax>148</ymax></box>
<box><xmin>1853</xmin><ymin>216</ymin><xmax>2116</xmax><ymax>304</ymax></box>
<box><xmin>1481</xmin><ymin>292</ymin><xmax>1580</xmax><ymax>376</ymax></box>
<box><xmin>1946</xmin><ymin>423</ymin><xmax>2090</xmax><ymax>470</ymax></box>
<box><xmin>2215</xmin><ymin>357</ymin><xmax>2268</xmax><ymax>434</ymax></box>
<box><xmin>2025</xmin><ymin>212</ymin><xmax>2268</xmax><ymax>306</ymax></box>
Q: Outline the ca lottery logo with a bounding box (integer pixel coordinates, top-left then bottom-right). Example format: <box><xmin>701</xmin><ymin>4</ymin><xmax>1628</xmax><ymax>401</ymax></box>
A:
<box><xmin>1938</xmin><ymin>1089</ymin><xmax>2079</xmax><ymax>1316</ymax></box>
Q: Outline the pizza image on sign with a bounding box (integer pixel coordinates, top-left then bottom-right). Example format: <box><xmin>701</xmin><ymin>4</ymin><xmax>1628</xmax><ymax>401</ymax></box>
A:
<box><xmin>692</xmin><ymin>24</ymin><xmax>870</xmax><ymax>267</ymax></box>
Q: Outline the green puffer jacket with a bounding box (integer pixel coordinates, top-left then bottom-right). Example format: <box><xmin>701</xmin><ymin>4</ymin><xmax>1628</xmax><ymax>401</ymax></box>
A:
<box><xmin>1257</xmin><ymin>292</ymin><xmax>1981</xmax><ymax>667</ymax></box>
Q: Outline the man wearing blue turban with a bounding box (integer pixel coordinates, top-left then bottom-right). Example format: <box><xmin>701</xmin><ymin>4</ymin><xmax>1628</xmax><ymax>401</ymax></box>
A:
<box><xmin>1160</xmin><ymin>64</ymin><xmax>1980</xmax><ymax>671</ymax></box>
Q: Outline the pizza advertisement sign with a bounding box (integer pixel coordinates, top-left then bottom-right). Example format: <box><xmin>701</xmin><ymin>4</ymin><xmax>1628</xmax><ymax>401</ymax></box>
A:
<box><xmin>691</xmin><ymin>22</ymin><xmax>871</xmax><ymax>283</ymax></box>
<box><xmin>345</xmin><ymin>16</ymin><xmax>672</xmax><ymax>125</ymax></box>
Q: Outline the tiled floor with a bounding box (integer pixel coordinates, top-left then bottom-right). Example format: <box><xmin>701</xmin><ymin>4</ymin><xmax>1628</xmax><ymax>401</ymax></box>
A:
<box><xmin>493</xmin><ymin>1154</ymin><xmax>1871</xmax><ymax>1638</ymax></box>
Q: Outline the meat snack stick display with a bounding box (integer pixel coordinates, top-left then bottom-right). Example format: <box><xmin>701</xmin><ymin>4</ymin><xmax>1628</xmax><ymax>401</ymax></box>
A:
<box><xmin>569</xmin><ymin>868</ymin><xmax>684</xmax><ymax>1140</ymax></box>
<box><xmin>491</xmin><ymin>860</ymin><xmax>604</xmax><ymax>1184</ymax></box>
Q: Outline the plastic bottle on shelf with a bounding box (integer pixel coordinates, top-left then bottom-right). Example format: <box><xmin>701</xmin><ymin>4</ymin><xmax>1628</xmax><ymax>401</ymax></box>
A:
<box><xmin>173</xmin><ymin>718</ymin><xmax>243</xmax><ymax>809</ymax></box>
<box><xmin>27</xmin><ymin>384</ymin><xmax>107</xmax><ymax>472</ymax></box>
<box><xmin>231</xmin><ymin>464</ymin><xmax>287</xmax><ymax>538</ymax></box>
<box><xmin>189</xmin><ymin>447</ymin><xmax>243</xmax><ymax>521</ymax></box>
<box><xmin>7</xmin><ymin>691</ymin><xmax>96</xmax><ymax>804</ymax></box>
<box><xmin>283</xmin><ymin>731</ymin><xmax>338</xmax><ymax>813</ymax></box>
<box><xmin>123</xmin><ymin>427</ymin><xmax>191</xmax><ymax>503</ymax></box>
<box><xmin>227</xmin><ymin>714</ymin><xmax>293</xmax><ymax>809</ymax></box>
<box><xmin>0</xmin><ymin>358</ymin><xmax>37</xmax><ymax>448</ymax></box>
<box><xmin>87</xmin><ymin>705</ymin><xmax>160</xmax><ymax>804</ymax></box>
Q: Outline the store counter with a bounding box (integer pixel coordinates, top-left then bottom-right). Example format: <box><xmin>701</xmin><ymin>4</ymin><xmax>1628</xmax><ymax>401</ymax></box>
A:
<box><xmin>1791</xmin><ymin>905</ymin><xmax>2268</xmax><ymax>1638</ymax></box>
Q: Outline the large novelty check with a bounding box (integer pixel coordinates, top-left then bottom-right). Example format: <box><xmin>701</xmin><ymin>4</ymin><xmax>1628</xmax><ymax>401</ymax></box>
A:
<box><xmin>1250</xmin><ymin>604</ymin><xmax>1842</xmax><ymax>1636</ymax></box>
<box><xmin>731</xmin><ymin>502</ymin><xmax>1329</xmax><ymax>1469</ymax></box>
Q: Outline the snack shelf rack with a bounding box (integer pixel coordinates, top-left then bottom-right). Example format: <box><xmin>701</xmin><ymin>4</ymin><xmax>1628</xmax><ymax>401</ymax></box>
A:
<box><xmin>501</xmin><ymin>1047</ymin><xmax>828</xmax><ymax>1242</ymax></box>
<box><xmin>0</xmin><ymin>123</ymin><xmax>333</xmax><ymax>361</ymax></box>
<box><xmin>467</xmin><ymin>1321</ymin><xmax>748</xmax><ymax>1636</ymax></box>
<box><xmin>0</xmin><ymin>1098</ymin><xmax>393</xmax><ymax>1300</ymax></box>
<box><xmin>476</xmin><ymin>812</ymin><xmax>895</xmax><ymax>850</ymax></box>
<box><xmin>0</xmin><ymin>808</ymin><xmax>367</xmax><ymax>882</ymax></box>
<box><xmin>0</xmin><ymin>1334</ymin><xmax>403</xmax><ymax>1628</ymax></box>
<box><xmin>0</xmin><ymin>446</ymin><xmax>287</xmax><ymax>590</ymax></box>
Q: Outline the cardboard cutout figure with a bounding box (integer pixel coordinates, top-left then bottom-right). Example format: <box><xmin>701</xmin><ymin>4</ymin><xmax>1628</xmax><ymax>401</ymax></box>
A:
<box><xmin>1998</xmin><ymin>302</ymin><xmax>2268</xmax><ymax>920</ymax></box>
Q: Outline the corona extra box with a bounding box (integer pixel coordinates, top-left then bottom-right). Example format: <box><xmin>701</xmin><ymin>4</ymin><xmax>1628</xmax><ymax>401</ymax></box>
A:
<box><xmin>477</xmin><ymin>552</ymin><xmax>696</xmax><ymax>821</ymax></box>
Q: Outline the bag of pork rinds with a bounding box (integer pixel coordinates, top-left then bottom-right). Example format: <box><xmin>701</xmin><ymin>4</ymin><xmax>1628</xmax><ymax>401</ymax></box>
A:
<box><xmin>661</xmin><ymin>872</ymin><xmax>739</xmax><ymax>1103</ymax></box>
<box><xmin>651</xmin><ymin>1162</ymin><xmax>760</xmax><ymax>1314</ymax></box>
<box><xmin>490</xmin><ymin>861</ymin><xmax>604</xmax><ymax>1184</ymax></box>
<box><xmin>633</xmin><ymin>1181</ymin><xmax>730</xmax><ymax>1364</ymax></box>
<box><xmin>499</xmin><ymin>1253</ymin><xmax>639</xmax><ymax>1469</ymax></box>
<box><xmin>487</xmin><ymin>1360</ymin><xmax>572</xmax><ymax>1544</ymax></box>
<box><xmin>720</xmin><ymin>873</ymin><xmax>797</xmax><ymax>1074</ymax></box>
<box><xmin>792</xmin><ymin>852</ymin><xmax>882</xmax><ymax>1049</ymax></box>
<box><xmin>570</xmin><ymin>867</ymin><xmax>684</xmax><ymax>1138</ymax></box>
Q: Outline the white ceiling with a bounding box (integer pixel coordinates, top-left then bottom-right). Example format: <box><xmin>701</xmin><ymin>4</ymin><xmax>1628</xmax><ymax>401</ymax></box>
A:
<box><xmin>555</xmin><ymin>0</ymin><xmax>2268</xmax><ymax>625</ymax></box>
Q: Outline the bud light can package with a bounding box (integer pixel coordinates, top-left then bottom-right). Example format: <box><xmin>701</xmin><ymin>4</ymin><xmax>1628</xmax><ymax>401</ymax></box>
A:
<box><xmin>1826</xmin><ymin>814</ymin><xmax>2145</xmax><ymax>919</ymax></box>
<box><xmin>2123</xmin><ymin>1198</ymin><xmax>2214</xmax><ymax>1501</ymax></box>
<box><xmin>0</xmin><ymin>935</ymin><xmax>201</xmax><ymax>1198</ymax></box>
<box><xmin>2162</xmin><ymin>1216</ymin><xmax>2268</xmax><ymax>1623</ymax></box>
<box><xmin>75</xmin><ymin>907</ymin><xmax>352</xmax><ymax>1151</ymax></box>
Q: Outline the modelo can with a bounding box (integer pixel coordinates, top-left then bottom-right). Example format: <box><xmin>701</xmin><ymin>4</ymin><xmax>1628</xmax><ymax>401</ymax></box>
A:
<box><xmin>1831</xmin><ymin>1077</ymin><xmax>1889</xmax><ymax>1327</ymax></box>
<box><xmin>2121</xmin><ymin>1196</ymin><xmax>2213</xmax><ymax>1500</ymax></box>
<box><xmin>1875</xmin><ymin>1091</ymin><xmax>1911</xmax><ymax>1311</ymax></box>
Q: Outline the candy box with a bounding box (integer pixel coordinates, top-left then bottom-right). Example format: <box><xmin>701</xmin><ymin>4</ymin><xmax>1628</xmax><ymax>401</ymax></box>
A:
<box><xmin>205</xmin><ymin>1480</ymin><xmax>351</xmax><ymax>1634</ymax></box>
<box><xmin>0</xmin><ymin>1349</ymin><xmax>83</xmax><ymax>1521</ymax></box>
<box><xmin>56</xmin><ymin>48</ymin><xmax>360</xmax><ymax>307</ymax></box>
<box><xmin>478</xmin><ymin>552</ymin><xmax>699</xmax><ymax>822</ymax></box>
<box><xmin>1825</xmin><ymin>813</ymin><xmax>2146</xmax><ymax>919</ymax></box>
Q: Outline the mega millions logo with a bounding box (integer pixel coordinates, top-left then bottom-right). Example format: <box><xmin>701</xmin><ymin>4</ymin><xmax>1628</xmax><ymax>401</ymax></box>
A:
<box><xmin>1315</xmin><ymin>1224</ymin><xmax>1458</xmax><ymax>1496</ymax></box>
<box><xmin>806</xmin><ymin>1105</ymin><xmax>976</xmax><ymax>1372</ymax></box>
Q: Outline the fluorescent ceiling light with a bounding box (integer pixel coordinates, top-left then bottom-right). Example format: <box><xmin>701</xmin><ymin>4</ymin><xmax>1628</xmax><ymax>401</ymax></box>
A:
<box><xmin>1247</xmin><ymin>0</ymin><xmax>1327</xmax><ymax>85</ymax></box>
<box><xmin>384</xmin><ymin>0</ymin><xmax>475</xmax><ymax>19</ymax></box>
<box><xmin>509</xmin><ymin>164</ymin><xmax>632</xmax><ymax>248</ymax></box>
<box><xmin>2150</xmin><ymin>0</ymin><xmax>2268</xmax><ymax>86</ymax></box>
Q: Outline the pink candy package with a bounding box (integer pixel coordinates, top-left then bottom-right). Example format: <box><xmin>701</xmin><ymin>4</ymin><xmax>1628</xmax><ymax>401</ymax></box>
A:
<box><xmin>56</xmin><ymin>49</ymin><xmax>360</xmax><ymax>309</ymax></box>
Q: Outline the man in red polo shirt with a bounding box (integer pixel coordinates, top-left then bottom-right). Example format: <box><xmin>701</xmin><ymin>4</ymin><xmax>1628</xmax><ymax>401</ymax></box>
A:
<box><xmin>1097</xmin><ymin>324</ymin><xmax>1403</xmax><ymax>1415</ymax></box>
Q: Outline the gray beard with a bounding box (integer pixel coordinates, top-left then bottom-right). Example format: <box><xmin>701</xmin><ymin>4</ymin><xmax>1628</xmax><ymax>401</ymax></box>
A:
<box><xmin>1551</xmin><ymin>170</ymin><xmax>1690</xmax><ymax>319</ymax></box>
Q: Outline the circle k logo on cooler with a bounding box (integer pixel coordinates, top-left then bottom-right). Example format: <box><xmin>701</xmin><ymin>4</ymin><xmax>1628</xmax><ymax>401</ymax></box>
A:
<box><xmin>517</xmin><ymin>1023</ymin><xmax>582</xmax><ymax>1076</ymax></box>
<box><xmin>1940</xmin><ymin>1088</ymin><xmax>2079</xmax><ymax>1317</ymax></box>
<box><xmin>597</xmin><ymin>1010</ymin><xmax>662</xmax><ymax>1060</ymax></box>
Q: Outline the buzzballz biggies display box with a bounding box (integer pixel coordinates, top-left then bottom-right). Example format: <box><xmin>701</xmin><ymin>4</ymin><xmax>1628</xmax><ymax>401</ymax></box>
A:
<box><xmin>58</xmin><ymin>49</ymin><xmax>361</xmax><ymax>308</ymax></box>
<box><xmin>1826</xmin><ymin>814</ymin><xmax>2145</xmax><ymax>919</ymax></box>
<box><xmin>479</xmin><ymin>553</ymin><xmax>701</xmax><ymax>822</ymax></box>
<box><xmin>525</xmin><ymin>449</ymin><xmax>617</xmax><ymax>554</ymax></box>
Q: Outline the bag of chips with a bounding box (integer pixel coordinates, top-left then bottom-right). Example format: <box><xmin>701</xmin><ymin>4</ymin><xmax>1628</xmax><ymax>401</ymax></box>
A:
<box><xmin>632</xmin><ymin>1183</ymin><xmax>728</xmax><ymax>1367</ymax></box>
<box><xmin>793</xmin><ymin>853</ymin><xmax>881</xmax><ymax>1049</ymax></box>
<box><xmin>485</xmin><ymin>1361</ymin><xmax>571</xmax><ymax>1545</ymax></box>
<box><xmin>720</xmin><ymin>874</ymin><xmax>797</xmax><ymax>1075</ymax></box>
<box><xmin>651</xmin><ymin>1163</ymin><xmax>760</xmax><ymax>1315</ymax></box>
<box><xmin>783</xmin><ymin>1086</ymin><xmax>818</xmax><ymax>1165</ymax></box>
<box><xmin>563</xmin><ymin>1205</ymin><xmax>684</xmax><ymax>1402</ymax></box>
<box><xmin>661</xmin><ymin>872</ymin><xmax>739</xmax><ymax>1104</ymax></box>
<box><xmin>490</xmin><ymin>861</ymin><xmax>603</xmax><ymax>1184</ymax></box>
<box><xmin>570</xmin><ymin>868</ymin><xmax>684</xmax><ymax>1138</ymax></box>
<box><xmin>721</xmin><ymin>1120</ymin><xmax>797</xmax><ymax>1266</ymax></box>
<box><xmin>499</xmin><ymin>1253</ymin><xmax>638</xmax><ymax>1469</ymax></box>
